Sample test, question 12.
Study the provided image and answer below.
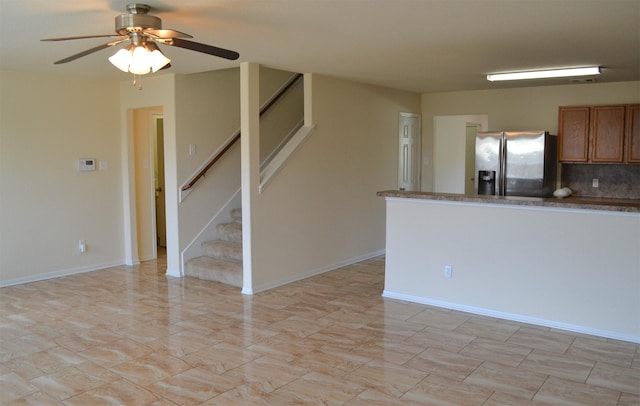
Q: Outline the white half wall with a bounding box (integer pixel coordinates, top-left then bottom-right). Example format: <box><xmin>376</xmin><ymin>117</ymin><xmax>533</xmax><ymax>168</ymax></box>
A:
<box><xmin>383</xmin><ymin>197</ymin><xmax>640</xmax><ymax>343</ymax></box>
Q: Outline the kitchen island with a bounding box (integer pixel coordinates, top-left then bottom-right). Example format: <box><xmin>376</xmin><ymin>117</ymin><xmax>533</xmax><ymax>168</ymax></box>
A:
<box><xmin>377</xmin><ymin>190</ymin><xmax>640</xmax><ymax>343</ymax></box>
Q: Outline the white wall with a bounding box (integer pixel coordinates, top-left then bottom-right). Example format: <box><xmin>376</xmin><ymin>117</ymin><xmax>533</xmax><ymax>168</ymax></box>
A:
<box><xmin>0</xmin><ymin>66</ymin><xmax>300</xmax><ymax>284</ymax></box>
<box><xmin>0</xmin><ymin>71</ymin><xmax>122</xmax><ymax>285</ymax></box>
<box><xmin>250</xmin><ymin>75</ymin><xmax>421</xmax><ymax>292</ymax></box>
<box><xmin>421</xmin><ymin>81</ymin><xmax>640</xmax><ymax>191</ymax></box>
<box><xmin>383</xmin><ymin>198</ymin><xmax>640</xmax><ymax>342</ymax></box>
<box><xmin>433</xmin><ymin>115</ymin><xmax>487</xmax><ymax>193</ymax></box>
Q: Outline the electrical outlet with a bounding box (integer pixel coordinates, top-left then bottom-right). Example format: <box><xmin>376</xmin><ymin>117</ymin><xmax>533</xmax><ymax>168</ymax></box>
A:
<box><xmin>592</xmin><ymin>178</ymin><xmax>599</xmax><ymax>188</ymax></box>
<box><xmin>444</xmin><ymin>265</ymin><xmax>452</xmax><ymax>279</ymax></box>
<box><xmin>79</xmin><ymin>240</ymin><xmax>86</xmax><ymax>253</ymax></box>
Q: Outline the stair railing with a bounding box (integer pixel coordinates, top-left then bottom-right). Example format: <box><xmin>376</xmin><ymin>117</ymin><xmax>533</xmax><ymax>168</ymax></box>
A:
<box><xmin>180</xmin><ymin>73</ymin><xmax>303</xmax><ymax>194</ymax></box>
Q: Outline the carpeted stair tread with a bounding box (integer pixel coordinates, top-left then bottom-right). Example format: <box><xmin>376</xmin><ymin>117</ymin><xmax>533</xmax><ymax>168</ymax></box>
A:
<box><xmin>185</xmin><ymin>257</ymin><xmax>242</xmax><ymax>287</ymax></box>
<box><xmin>217</xmin><ymin>221</ymin><xmax>242</xmax><ymax>243</ymax></box>
<box><xmin>185</xmin><ymin>207</ymin><xmax>243</xmax><ymax>288</ymax></box>
<box><xmin>202</xmin><ymin>240</ymin><xmax>242</xmax><ymax>262</ymax></box>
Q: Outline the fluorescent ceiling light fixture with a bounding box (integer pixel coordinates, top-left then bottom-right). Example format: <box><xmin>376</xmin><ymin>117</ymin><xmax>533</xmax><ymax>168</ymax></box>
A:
<box><xmin>487</xmin><ymin>67</ymin><xmax>600</xmax><ymax>82</ymax></box>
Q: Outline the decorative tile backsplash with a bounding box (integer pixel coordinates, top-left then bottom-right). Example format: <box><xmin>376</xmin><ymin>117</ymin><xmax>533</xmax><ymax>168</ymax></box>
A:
<box><xmin>561</xmin><ymin>164</ymin><xmax>640</xmax><ymax>199</ymax></box>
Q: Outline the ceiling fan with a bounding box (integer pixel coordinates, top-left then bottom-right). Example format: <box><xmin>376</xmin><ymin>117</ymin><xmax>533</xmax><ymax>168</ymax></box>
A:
<box><xmin>41</xmin><ymin>3</ymin><xmax>239</xmax><ymax>75</ymax></box>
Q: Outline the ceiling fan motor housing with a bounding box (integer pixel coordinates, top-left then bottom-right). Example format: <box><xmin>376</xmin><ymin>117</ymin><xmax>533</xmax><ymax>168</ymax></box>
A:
<box><xmin>115</xmin><ymin>4</ymin><xmax>161</xmax><ymax>35</ymax></box>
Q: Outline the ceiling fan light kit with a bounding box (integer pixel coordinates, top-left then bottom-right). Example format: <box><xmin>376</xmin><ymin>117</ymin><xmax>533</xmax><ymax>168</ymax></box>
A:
<box><xmin>487</xmin><ymin>66</ymin><xmax>600</xmax><ymax>82</ymax></box>
<box><xmin>42</xmin><ymin>3</ymin><xmax>239</xmax><ymax>79</ymax></box>
<box><xmin>109</xmin><ymin>40</ymin><xmax>170</xmax><ymax>74</ymax></box>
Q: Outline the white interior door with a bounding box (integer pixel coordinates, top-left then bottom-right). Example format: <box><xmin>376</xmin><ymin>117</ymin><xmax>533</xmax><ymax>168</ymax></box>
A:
<box><xmin>398</xmin><ymin>113</ymin><xmax>421</xmax><ymax>191</ymax></box>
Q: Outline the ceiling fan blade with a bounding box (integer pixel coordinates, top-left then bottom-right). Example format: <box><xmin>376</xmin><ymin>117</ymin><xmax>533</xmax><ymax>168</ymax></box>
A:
<box><xmin>42</xmin><ymin>35</ymin><xmax>126</xmax><ymax>42</ymax></box>
<box><xmin>53</xmin><ymin>38</ymin><xmax>129</xmax><ymax>64</ymax></box>
<box><xmin>145</xmin><ymin>29</ymin><xmax>192</xmax><ymax>39</ymax></box>
<box><xmin>159</xmin><ymin>63</ymin><xmax>172</xmax><ymax>71</ymax></box>
<box><xmin>163</xmin><ymin>38</ymin><xmax>239</xmax><ymax>60</ymax></box>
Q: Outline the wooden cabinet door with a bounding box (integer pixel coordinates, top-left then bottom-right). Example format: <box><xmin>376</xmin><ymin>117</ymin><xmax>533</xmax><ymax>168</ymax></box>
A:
<box><xmin>558</xmin><ymin>106</ymin><xmax>590</xmax><ymax>162</ymax></box>
<box><xmin>626</xmin><ymin>104</ymin><xmax>640</xmax><ymax>163</ymax></box>
<box><xmin>591</xmin><ymin>105</ymin><xmax>625</xmax><ymax>162</ymax></box>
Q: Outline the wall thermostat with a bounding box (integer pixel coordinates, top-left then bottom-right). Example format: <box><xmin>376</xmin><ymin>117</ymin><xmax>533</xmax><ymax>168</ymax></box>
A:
<box><xmin>78</xmin><ymin>158</ymin><xmax>96</xmax><ymax>172</ymax></box>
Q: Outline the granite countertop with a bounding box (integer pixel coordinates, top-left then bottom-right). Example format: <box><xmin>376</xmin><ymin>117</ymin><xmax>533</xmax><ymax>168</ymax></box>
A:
<box><xmin>377</xmin><ymin>190</ymin><xmax>640</xmax><ymax>213</ymax></box>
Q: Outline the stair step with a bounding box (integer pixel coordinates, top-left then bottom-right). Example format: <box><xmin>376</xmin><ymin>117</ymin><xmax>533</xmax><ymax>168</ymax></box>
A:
<box><xmin>231</xmin><ymin>208</ymin><xmax>242</xmax><ymax>223</ymax></box>
<box><xmin>185</xmin><ymin>207</ymin><xmax>243</xmax><ymax>288</ymax></box>
<box><xmin>217</xmin><ymin>221</ymin><xmax>242</xmax><ymax>243</ymax></box>
<box><xmin>202</xmin><ymin>240</ymin><xmax>242</xmax><ymax>262</ymax></box>
<box><xmin>185</xmin><ymin>257</ymin><xmax>242</xmax><ymax>287</ymax></box>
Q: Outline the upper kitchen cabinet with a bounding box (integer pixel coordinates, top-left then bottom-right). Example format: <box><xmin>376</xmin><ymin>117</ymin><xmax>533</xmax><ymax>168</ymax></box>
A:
<box><xmin>558</xmin><ymin>104</ymin><xmax>640</xmax><ymax>164</ymax></box>
<box><xmin>591</xmin><ymin>105</ymin><xmax>625</xmax><ymax>163</ymax></box>
<box><xmin>558</xmin><ymin>106</ymin><xmax>590</xmax><ymax>162</ymax></box>
<box><xmin>626</xmin><ymin>104</ymin><xmax>640</xmax><ymax>163</ymax></box>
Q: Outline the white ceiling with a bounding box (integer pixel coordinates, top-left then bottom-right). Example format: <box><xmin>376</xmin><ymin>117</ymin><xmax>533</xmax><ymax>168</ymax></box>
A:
<box><xmin>1</xmin><ymin>0</ymin><xmax>638</xmax><ymax>93</ymax></box>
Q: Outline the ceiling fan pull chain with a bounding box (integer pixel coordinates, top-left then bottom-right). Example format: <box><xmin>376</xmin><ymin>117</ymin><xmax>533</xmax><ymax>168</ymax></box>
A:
<box><xmin>132</xmin><ymin>74</ymin><xmax>143</xmax><ymax>90</ymax></box>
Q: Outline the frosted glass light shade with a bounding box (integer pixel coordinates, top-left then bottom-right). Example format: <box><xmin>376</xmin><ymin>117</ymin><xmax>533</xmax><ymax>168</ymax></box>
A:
<box><xmin>129</xmin><ymin>46</ymin><xmax>152</xmax><ymax>75</ymax></box>
<box><xmin>148</xmin><ymin>49</ymin><xmax>171</xmax><ymax>73</ymax></box>
<box><xmin>108</xmin><ymin>48</ymin><xmax>133</xmax><ymax>72</ymax></box>
<box><xmin>108</xmin><ymin>43</ymin><xmax>170</xmax><ymax>75</ymax></box>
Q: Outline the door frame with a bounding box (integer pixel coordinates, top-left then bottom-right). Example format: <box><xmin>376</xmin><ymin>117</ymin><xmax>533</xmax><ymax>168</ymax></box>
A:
<box><xmin>153</xmin><ymin>115</ymin><xmax>166</xmax><ymax>249</ymax></box>
<box><xmin>133</xmin><ymin>107</ymin><xmax>164</xmax><ymax>262</ymax></box>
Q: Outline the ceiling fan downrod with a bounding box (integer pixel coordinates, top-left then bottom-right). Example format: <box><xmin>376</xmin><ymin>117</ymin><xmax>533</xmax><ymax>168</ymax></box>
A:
<box><xmin>126</xmin><ymin>3</ymin><xmax>151</xmax><ymax>14</ymax></box>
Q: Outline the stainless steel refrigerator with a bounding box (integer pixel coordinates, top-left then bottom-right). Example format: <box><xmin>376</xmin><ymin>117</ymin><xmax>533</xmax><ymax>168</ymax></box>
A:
<box><xmin>475</xmin><ymin>131</ymin><xmax>557</xmax><ymax>197</ymax></box>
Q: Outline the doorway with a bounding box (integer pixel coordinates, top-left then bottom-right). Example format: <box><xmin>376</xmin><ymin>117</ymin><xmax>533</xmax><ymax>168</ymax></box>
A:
<box><xmin>133</xmin><ymin>107</ymin><xmax>165</xmax><ymax>261</ymax></box>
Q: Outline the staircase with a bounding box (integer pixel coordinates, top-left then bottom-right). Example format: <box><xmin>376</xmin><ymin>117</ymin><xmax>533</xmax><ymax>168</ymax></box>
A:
<box><xmin>184</xmin><ymin>208</ymin><xmax>243</xmax><ymax>287</ymax></box>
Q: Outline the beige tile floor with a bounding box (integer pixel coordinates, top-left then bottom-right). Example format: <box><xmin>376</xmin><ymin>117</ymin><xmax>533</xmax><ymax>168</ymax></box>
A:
<box><xmin>1</xmin><ymin>252</ymin><xmax>638</xmax><ymax>405</ymax></box>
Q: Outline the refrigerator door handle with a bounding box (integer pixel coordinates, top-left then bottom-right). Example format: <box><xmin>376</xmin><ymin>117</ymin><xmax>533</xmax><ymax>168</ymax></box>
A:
<box><xmin>499</xmin><ymin>135</ymin><xmax>506</xmax><ymax>196</ymax></box>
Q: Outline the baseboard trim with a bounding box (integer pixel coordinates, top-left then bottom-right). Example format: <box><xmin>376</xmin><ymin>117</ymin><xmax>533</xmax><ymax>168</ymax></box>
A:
<box><xmin>249</xmin><ymin>249</ymin><xmax>385</xmax><ymax>294</ymax></box>
<box><xmin>165</xmin><ymin>267</ymin><xmax>181</xmax><ymax>278</ymax></box>
<box><xmin>0</xmin><ymin>260</ymin><xmax>124</xmax><ymax>288</ymax></box>
<box><xmin>382</xmin><ymin>290</ymin><xmax>640</xmax><ymax>344</ymax></box>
